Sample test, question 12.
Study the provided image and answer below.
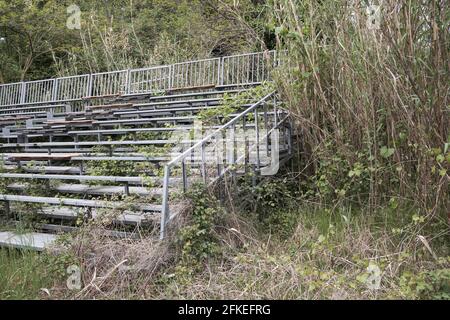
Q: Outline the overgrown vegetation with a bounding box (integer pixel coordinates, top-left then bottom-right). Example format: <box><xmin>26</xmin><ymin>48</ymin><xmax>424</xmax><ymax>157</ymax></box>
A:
<box><xmin>0</xmin><ymin>0</ymin><xmax>270</xmax><ymax>82</ymax></box>
<box><xmin>0</xmin><ymin>248</ymin><xmax>76</xmax><ymax>299</ymax></box>
<box><xmin>270</xmin><ymin>0</ymin><xmax>448</xmax><ymax>213</ymax></box>
<box><xmin>0</xmin><ymin>0</ymin><xmax>448</xmax><ymax>300</ymax></box>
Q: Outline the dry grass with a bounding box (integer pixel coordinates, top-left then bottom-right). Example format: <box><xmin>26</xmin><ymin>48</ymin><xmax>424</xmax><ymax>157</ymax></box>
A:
<box><xmin>45</xmin><ymin>199</ymin><xmax>448</xmax><ymax>300</ymax></box>
<box><xmin>155</xmin><ymin>208</ymin><xmax>449</xmax><ymax>300</ymax></box>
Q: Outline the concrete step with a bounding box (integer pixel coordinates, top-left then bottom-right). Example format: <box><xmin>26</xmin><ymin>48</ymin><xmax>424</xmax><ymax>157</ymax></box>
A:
<box><xmin>34</xmin><ymin>223</ymin><xmax>139</xmax><ymax>239</ymax></box>
<box><xmin>37</xmin><ymin>206</ymin><xmax>160</xmax><ymax>225</ymax></box>
<box><xmin>7</xmin><ymin>183</ymin><xmax>162</xmax><ymax>197</ymax></box>
<box><xmin>0</xmin><ymin>194</ymin><xmax>162</xmax><ymax>212</ymax></box>
<box><xmin>0</xmin><ymin>231</ymin><xmax>56</xmax><ymax>251</ymax></box>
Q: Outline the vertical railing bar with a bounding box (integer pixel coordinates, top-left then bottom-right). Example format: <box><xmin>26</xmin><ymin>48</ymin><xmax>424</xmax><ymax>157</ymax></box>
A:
<box><xmin>52</xmin><ymin>79</ymin><xmax>58</xmax><ymax>102</ymax></box>
<box><xmin>181</xmin><ymin>160</ymin><xmax>187</xmax><ymax>193</ymax></box>
<box><xmin>126</xmin><ymin>69</ymin><xmax>131</xmax><ymax>94</ymax></box>
<box><xmin>264</xmin><ymin>103</ymin><xmax>269</xmax><ymax>157</ymax></box>
<box><xmin>255</xmin><ymin>108</ymin><xmax>260</xmax><ymax>170</ymax></box>
<box><xmin>160</xmin><ymin>165</ymin><xmax>171</xmax><ymax>240</ymax></box>
<box><xmin>273</xmin><ymin>95</ymin><xmax>278</xmax><ymax>128</ymax></box>
<box><xmin>243</xmin><ymin>114</ymin><xmax>248</xmax><ymax>171</ymax></box>
<box><xmin>201</xmin><ymin>142</ymin><xmax>207</xmax><ymax>183</ymax></box>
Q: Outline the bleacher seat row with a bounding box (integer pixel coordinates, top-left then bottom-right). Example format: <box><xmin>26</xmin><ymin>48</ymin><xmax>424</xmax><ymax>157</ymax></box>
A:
<box><xmin>0</xmin><ymin>81</ymin><xmax>292</xmax><ymax>249</ymax></box>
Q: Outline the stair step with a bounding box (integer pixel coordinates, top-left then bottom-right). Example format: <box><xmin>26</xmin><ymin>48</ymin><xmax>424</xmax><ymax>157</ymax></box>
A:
<box><xmin>0</xmin><ymin>231</ymin><xmax>56</xmax><ymax>251</ymax></box>
<box><xmin>34</xmin><ymin>223</ymin><xmax>139</xmax><ymax>239</ymax></box>
<box><xmin>3</xmin><ymin>165</ymin><xmax>81</xmax><ymax>174</ymax></box>
<box><xmin>0</xmin><ymin>194</ymin><xmax>162</xmax><ymax>212</ymax></box>
<box><xmin>7</xmin><ymin>183</ymin><xmax>160</xmax><ymax>197</ymax></box>
<box><xmin>37</xmin><ymin>207</ymin><xmax>159</xmax><ymax>225</ymax></box>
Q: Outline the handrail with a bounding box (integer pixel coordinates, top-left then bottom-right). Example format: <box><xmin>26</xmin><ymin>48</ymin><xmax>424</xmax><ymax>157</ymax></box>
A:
<box><xmin>0</xmin><ymin>50</ymin><xmax>280</xmax><ymax>109</ymax></box>
<box><xmin>166</xmin><ymin>92</ymin><xmax>275</xmax><ymax>167</ymax></box>
<box><xmin>159</xmin><ymin>91</ymin><xmax>290</xmax><ymax>239</ymax></box>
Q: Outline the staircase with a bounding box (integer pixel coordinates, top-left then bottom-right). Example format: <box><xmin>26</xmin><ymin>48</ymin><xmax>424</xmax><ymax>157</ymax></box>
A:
<box><xmin>0</xmin><ymin>51</ymin><xmax>292</xmax><ymax>250</ymax></box>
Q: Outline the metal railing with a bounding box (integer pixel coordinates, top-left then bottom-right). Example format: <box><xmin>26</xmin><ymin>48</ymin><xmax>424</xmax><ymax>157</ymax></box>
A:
<box><xmin>0</xmin><ymin>50</ymin><xmax>282</xmax><ymax>110</ymax></box>
<box><xmin>159</xmin><ymin>91</ymin><xmax>291</xmax><ymax>239</ymax></box>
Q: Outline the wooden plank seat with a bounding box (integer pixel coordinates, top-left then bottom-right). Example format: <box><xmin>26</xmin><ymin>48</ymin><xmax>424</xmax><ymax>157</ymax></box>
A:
<box><xmin>93</xmin><ymin>115</ymin><xmax>196</xmax><ymax>127</ymax></box>
<box><xmin>132</xmin><ymin>97</ymin><xmax>223</xmax><ymax>109</ymax></box>
<box><xmin>0</xmin><ymin>119</ymin><xmax>31</xmax><ymax>126</ymax></box>
<box><xmin>94</xmin><ymin>111</ymin><xmax>276</xmax><ymax>127</ymax></box>
<box><xmin>118</xmin><ymin>92</ymin><xmax>160</xmax><ymax>100</ymax></box>
<box><xmin>44</xmin><ymin>119</ymin><xmax>93</xmax><ymax>126</ymax></box>
<box><xmin>0</xmin><ymin>115</ymin><xmax>32</xmax><ymax>122</ymax></box>
<box><xmin>8</xmin><ymin>114</ymin><xmax>201</xmax><ymax>132</ymax></box>
<box><xmin>83</xmin><ymin>93</ymin><xmax>120</xmax><ymax>100</ymax></box>
<box><xmin>165</xmin><ymin>84</ymin><xmax>216</xmax><ymax>94</ymax></box>
<box><xmin>116</xmin><ymin>88</ymin><xmax>241</xmax><ymax>105</ymax></box>
<box><xmin>114</xmin><ymin>105</ymin><xmax>218</xmax><ymax>117</ymax></box>
<box><xmin>216</xmin><ymin>82</ymin><xmax>263</xmax><ymax>90</ymax></box>
<box><xmin>146</xmin><ymin>89</ymin><xmax>243</xmax><ymax>102</ymax></box>
<box><xmin>86</xmin><ymin>103</ymin><xmax>133</xmax><ymax>111</ymax></box>
<box><xmin>66</xmin><ymin>123</ymin><xmax>256</xmax><ymax>137</ymax></box>
<box><xmin>113</xmin><ymin>103</ymin><xmax>254</xmax><ymax>118</ymax></box>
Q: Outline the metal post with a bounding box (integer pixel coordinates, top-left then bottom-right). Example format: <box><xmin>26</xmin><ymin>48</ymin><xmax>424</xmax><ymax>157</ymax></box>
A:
<box><xmin>86</xmin><ymin>74</ymin><xmax>93</xmax><ymax>98</ymax></box>
<box><xmin>181</xmin><ymin>161</ymin><xmax>187</xmax><ymax>192</ymax></box>
<box><xmin>160</xmin><ymin>165</ymin><xmax>171</xmax><ymax>240</ymax></box>
<box><xmin>201</xmin><ymin>143</ymin><xmax>207</xmax><ymax>183</ymax></box>
<box><xmin>124</xmin><ymin>182</ymin><xmax>130</xmax><ymax>196</ymax></box>
<box><xmin>216</xmin><ymin>133</ymin><xmax>222</xmax><ymax>178</ymax></box>
<box><xmin>254</xmin><ymin>109</ymin><xmax>260</xmax><ymax>171</ymax></box>
<box><xmin>52</xmin><ymin>79</ymin><xmax>58</xmax><ymax>102</ymax></box>
<box><xmin>20</xmin><ymin>82</ymin><xmax>26</xmax><ymax>104</ymax></box>
<box><xmin>126</xmin><ymin>69</ymin><xmax>132</xmax><ymax>94</ymax></box>
<box><xmin>220</xmin><ymin>57</ymin><xmax>225</xmax><ymax>86</ymax></box>
<box><xmin>243</xmin><ymin>115</ymin><xmax>248</xmax><ymax>172</ymax></box>
<box><xmin>264</xmin><ymin>105</ymin><xmax>269</xmax><ymax>157</ymax></box>
<box><xmin>217</xmin><ymin>58</ymin><xmax>221</xmax><ymax>87</ymax></box>
<box><xmin>273</xmin><ymin>96</ymin><xmax>278</xmax><ymax>128</ymax></box>
<box><xmin>168</xmin><ymin>64</ymin><xmax>174</xmax><ymax>90</ymax></box>
<box><xmin>228</xmin><ymin>124</ymin><xmax>236</xmax><ymax>179</ymax></box>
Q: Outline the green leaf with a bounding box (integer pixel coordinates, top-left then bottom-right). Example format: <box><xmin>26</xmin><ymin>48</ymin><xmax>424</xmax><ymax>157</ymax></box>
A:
<box><xmin>380</xmin><ymin>146</ymin><xmax>395</xmax><ymax>159</ymax></box>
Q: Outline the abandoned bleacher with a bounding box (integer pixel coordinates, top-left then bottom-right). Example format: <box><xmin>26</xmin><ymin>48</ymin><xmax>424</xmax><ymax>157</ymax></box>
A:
<box><xmin>0</xmin><ymin>51</ymin><xmax>292</xmax><ymax>250</ymax></box>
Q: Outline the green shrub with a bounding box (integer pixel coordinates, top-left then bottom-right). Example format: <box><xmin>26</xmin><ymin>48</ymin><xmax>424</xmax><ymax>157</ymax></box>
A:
<box><xmin>176</xmin><ymin>185</ymin><xmax>221</xmax><ymax>270</ymax></box>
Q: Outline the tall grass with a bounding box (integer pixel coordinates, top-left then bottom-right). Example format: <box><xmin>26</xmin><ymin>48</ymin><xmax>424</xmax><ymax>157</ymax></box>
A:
<box><xmin>0</xmin><ymin>249</ymin><xmax>54</xmax><ymax>299</ymax></box>
<box><xmin>270</xmin><ymin>0</ymin><xmax>448</xmax><ymax>214</ymax></box>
